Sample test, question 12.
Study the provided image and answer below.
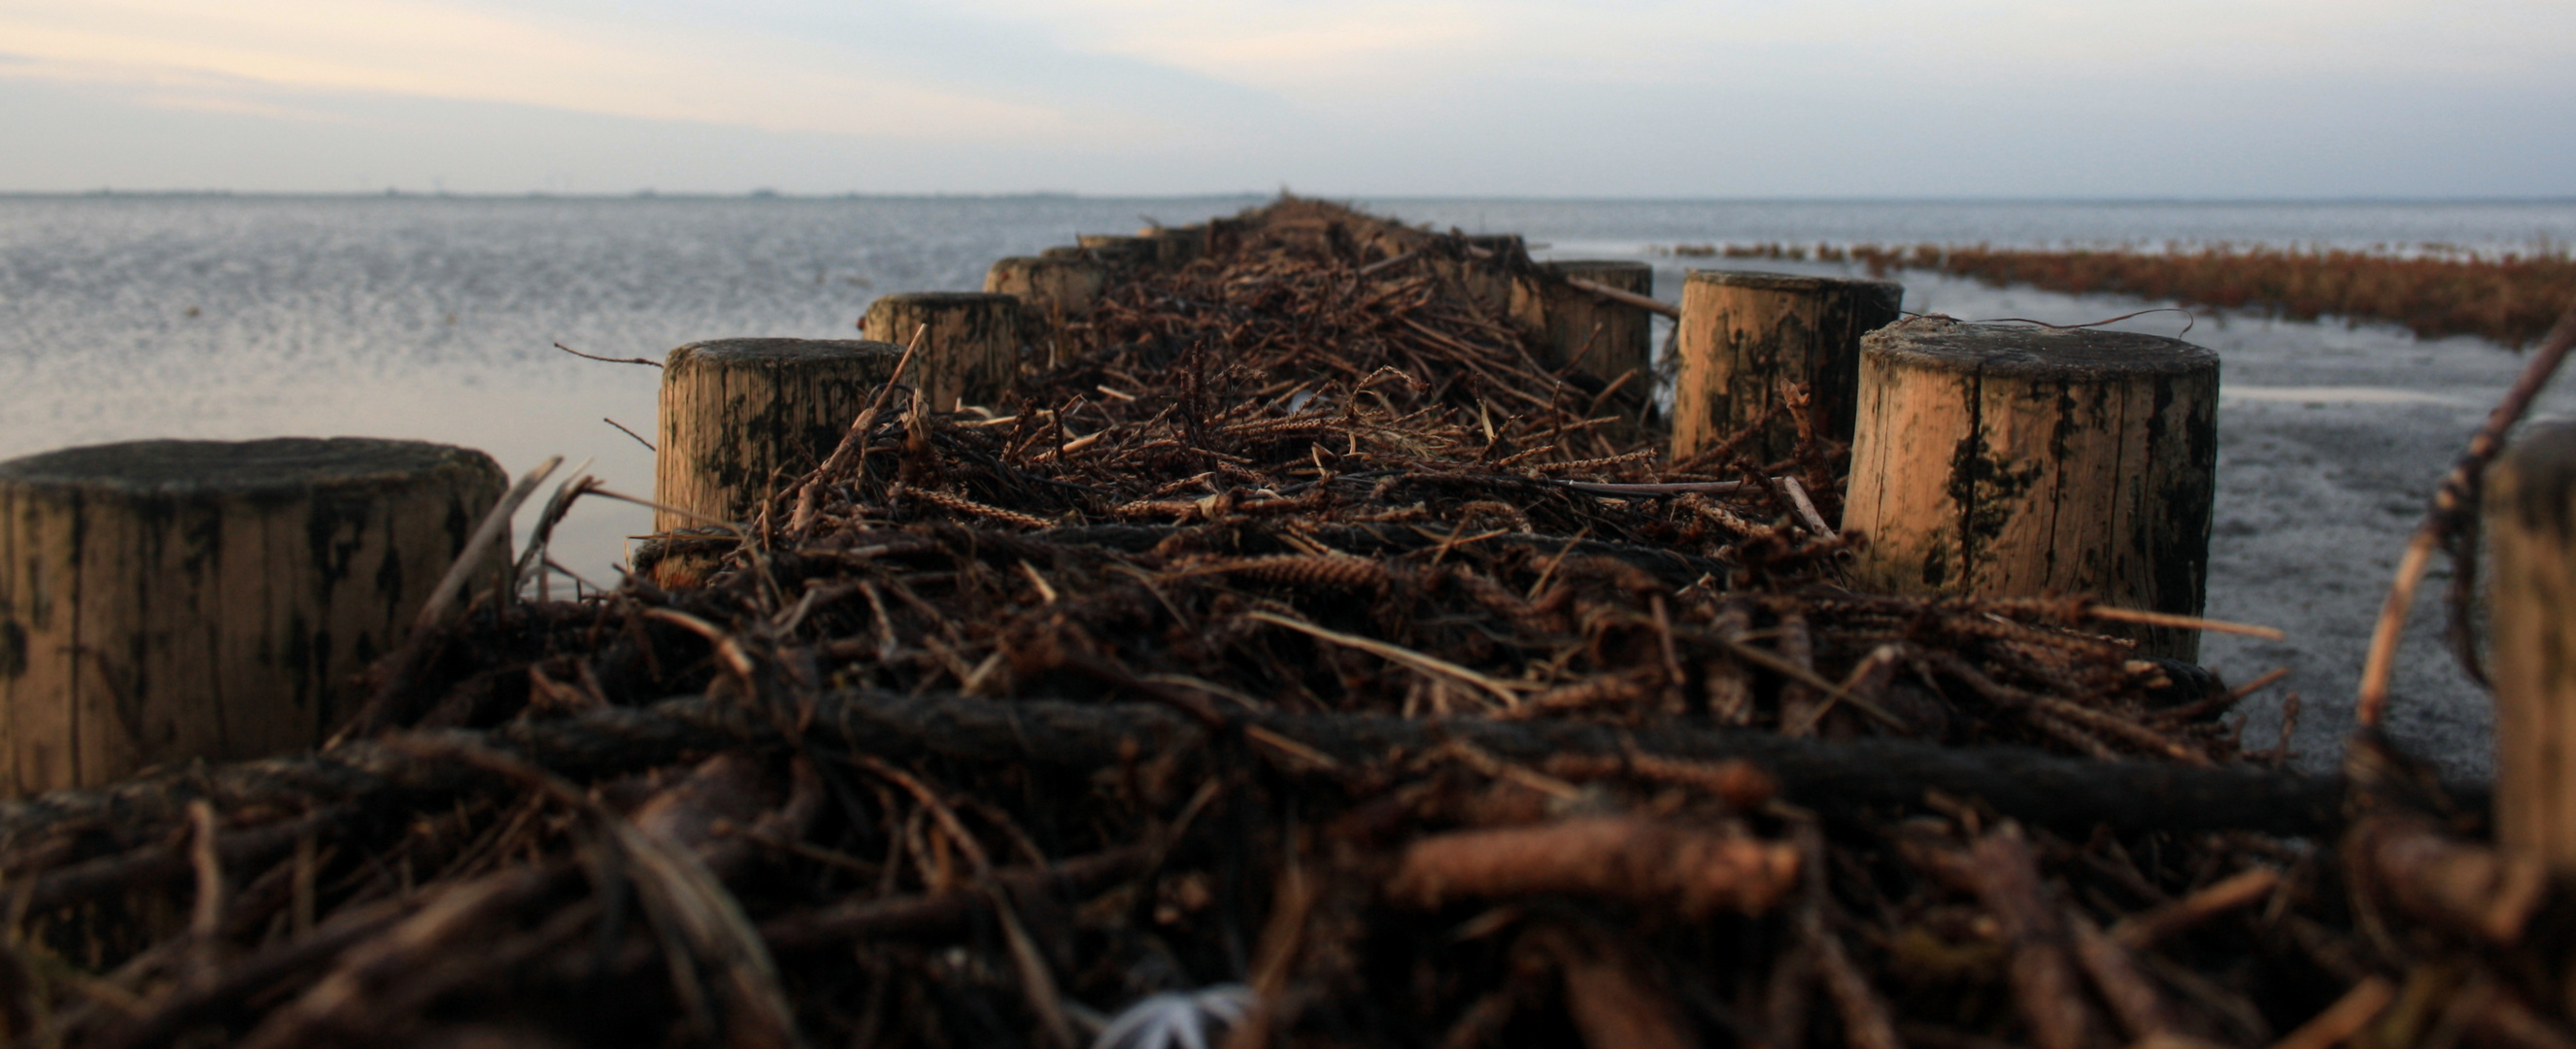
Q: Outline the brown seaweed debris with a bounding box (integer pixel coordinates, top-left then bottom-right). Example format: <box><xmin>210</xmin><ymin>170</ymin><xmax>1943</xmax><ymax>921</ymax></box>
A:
<box><xmin>0</xmin><ymin>198</ymin><xmax>2558</xmax><ymax>1049</ymax></box>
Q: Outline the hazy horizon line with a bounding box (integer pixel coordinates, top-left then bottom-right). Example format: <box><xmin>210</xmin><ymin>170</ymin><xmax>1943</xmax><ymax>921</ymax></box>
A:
<box><xmin>5</xmin><ymin>188</ymin><xmax>2573</xmax><ymax>207</ymax></box>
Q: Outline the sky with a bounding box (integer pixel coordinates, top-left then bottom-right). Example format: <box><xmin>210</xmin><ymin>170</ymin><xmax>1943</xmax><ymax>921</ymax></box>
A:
<box><xmin>3</xmin><ymin>0</ymin><xmax>2572</xmax><ymax>198</ymax></box>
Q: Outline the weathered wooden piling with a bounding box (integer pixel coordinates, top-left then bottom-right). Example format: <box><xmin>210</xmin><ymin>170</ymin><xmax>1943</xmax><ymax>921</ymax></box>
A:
<box><xmin>1844</xmin><ymin>319</ymin><xmax>2219</xmax><ymax>660</ymax></box>
<box><xmin>654</xmin><ymin>338</ymin><xmax>905</xmax><ymax>534</ymax></box>
<box><xmin>1435</xmin><ymin>234</ymin><xmax>1530</xmax><ymax>320</ymax></box>
<box><xmin>985</xmin><ymin>256</ymin><xmax>1112</xmax><ymax>323</ymax></box>
<box><xmin>1138</xmin><ymin>224</ymin><xmax>1206</xmax><ymax>267</ymax></box>
<box><xmin>1535</xmin><ymin>260</ymin><xmax>1655</xmax><ymax>403</ymax></box>
<box><xmin>862</xmin><ymin>292</ymin><xmax>1022</xmax><ymax>412</ymax></box>
<box><xmin>1075</xmin><ymin>234</ymin><xmax>1157</xmax><ymax>270</ymax></box>
<box><xmin>1671</xmin><ymin>271</ymin><xmax>1904</xmax><ymax>465</ymax></box>
<box><xmin>0</xmin><ymin>437</ymin><xmax>505</xmax><ymax>795</ymax></box>
<box><xmin>1204</xmin><ymin>216</ymin><xmax>1249</xmax><ymax>256</ymax></box>
<box><xmin>2483</xmin><ymin>423</ymin><xmax>2576</xmax><ymax>869</ymax></box>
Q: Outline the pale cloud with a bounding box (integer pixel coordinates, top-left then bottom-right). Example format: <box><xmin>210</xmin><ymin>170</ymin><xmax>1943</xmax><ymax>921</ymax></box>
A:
<box><xmin>945</xmin><ymin>0</ymin><xmax>2576</xmax><ymax>94</ymax></box>
<box><xmin>131</xmin><ymin>90</ymin><xmax>356</xmax><ymax>124</ymax></box>
<box><xmin>0</xmin><ymin>0</ymin><xmax>2566</xmax><ymax>196</ymax></box>
<box><xmin>0</xmin><ymin>54</ymin><xmax>361</xmax><ymax>123</ymax></box>
<box><xmin>0</xmin><ymin>0</ymin><xmax>1105</xmax><ymax>140</ymax></box>
<box><xmin>1043</xmin><ymin>2</ymin><xmax>1497</xmax><ymax>82</ymax></box>
<box><xmin>10</xmin><ymin>0</ymin><xmax>2566</xmax><ymax>136</ymax></box>
<box><xmin>935</xmin><ymin>0</ymin><xmax>1507</xmax><ymax>91</ymax></box>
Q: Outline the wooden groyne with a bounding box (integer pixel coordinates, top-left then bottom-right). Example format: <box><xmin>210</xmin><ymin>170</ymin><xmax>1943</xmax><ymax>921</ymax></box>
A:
<box><xmin>0</xmin><ymin>198</ymin><xmax>2561</xmax><ymax>1049</ymax></box>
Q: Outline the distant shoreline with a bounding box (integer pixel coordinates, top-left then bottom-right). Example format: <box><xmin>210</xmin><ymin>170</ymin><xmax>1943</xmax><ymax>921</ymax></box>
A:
<box><xmin>1703</xmin><ymin>241</ymin><xmax>2576</xmax><ymax>348</ymax></box>
<box><xmin>1</xmin><ymin>189</ymin><xmax>2570</xmax><ymax>206</ymax></box>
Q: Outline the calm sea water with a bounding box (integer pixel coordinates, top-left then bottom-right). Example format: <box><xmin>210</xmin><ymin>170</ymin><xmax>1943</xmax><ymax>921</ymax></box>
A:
<box><xmin>4</xmin><ymin>193</ymin><xmax>2571</xmax><ymax>583</ymax></box>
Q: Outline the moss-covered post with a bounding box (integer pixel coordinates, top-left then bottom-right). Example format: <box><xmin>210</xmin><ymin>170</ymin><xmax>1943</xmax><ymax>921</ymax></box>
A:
<box><xmin>862</xmin><ymin>292</ymin><xmax>1024</xmax><ymax>413</ymax></box>
<box><xmin>1671</xmin><ymin>271</ymin><xmax>1903</xmax><ymax>465</ymax></box>
<box><xmin>2483</xmin><ymin>423</ymin><xmax>2576</xmax><ymax>869</ymax></box>
<box><xmin>1843</xmin><ymin>319</ymin><xmax>2220</xmax><ymax>660</ymax></box>
<box><xmin>655</xmin><ymin>338</ymin><xmax>905</xmax><ymax>534</ymax></box>
<box><xmin>0</xmin><ymin>437</ymin><xmax>505</xmax><ymax>794</ymax></box>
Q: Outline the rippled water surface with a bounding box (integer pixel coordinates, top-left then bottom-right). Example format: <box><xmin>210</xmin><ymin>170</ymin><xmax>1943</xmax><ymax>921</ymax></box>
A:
<box><xmin>0</xmin><ymin>194</ymin><xmax>1267</xmax><ymax>575</ymax></box>
<box><xmin>4</xmin><ymin>193</ymin><xmax>2570</xmax><ymax>584</ymax></box>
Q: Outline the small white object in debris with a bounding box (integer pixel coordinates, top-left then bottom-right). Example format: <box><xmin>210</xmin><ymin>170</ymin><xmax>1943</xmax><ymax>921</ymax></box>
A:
<box><xmin>1092</xmin><ymin>984</ymin><xmax>1257</xmax><ymax>1049</ymax></box>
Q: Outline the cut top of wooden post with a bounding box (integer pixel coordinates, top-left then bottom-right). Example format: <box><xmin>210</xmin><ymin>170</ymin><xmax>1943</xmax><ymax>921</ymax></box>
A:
<box><xmin>0</xmin><ymin>437</ymin><xmax>494</xmax><ymax>496</ymax></box>
<box><xmin>0</xmin><ymin>437</ymin><xmax>506</xmax><ymax>794</ymax></box>
<box><xmin>665</xmin><ymin>338</ymin><xmax>902</xmax><ymax>373</ymax></box>
<box><xmin>1844</xmin><ymin>318</ymin><xmax>2220</xmax><ymax>660</ymax></box>
<box><xmin>655</xmin><ymin>338</ymin><xmax>906</xmax><ymax>533</ymax></box>
<box><xmin>1671</xmin><ymin>270</ymin><xmax>1903</xmax><ymax>467</ymax></box>
<box><xmin>2483</xmin><ymin>423</ymin><xmax>2576</xmax><ymax>869</ymax></box>
<box><xmin>1864</xmin><ymin>321</ymin><xmax>2219</xmax><ymax>382</ymax></box>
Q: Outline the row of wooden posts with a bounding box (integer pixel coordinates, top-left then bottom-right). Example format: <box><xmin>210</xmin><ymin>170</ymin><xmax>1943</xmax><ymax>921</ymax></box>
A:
<box><xmin>675</xmin><ymin>231</ymin><xmax>2222</xmax><ymax>668</ymax></box>
<box><xmin>6</xmin><ymin>219</ymin><xmax>2576</xmax><ymax>876</ymax></box>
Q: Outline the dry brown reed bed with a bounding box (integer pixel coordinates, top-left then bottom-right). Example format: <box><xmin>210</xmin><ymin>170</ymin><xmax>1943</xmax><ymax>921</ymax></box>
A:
<box><xmin>0</xmin><ymin>199</ymin><xmax>2559</xmax><ymax>1049</ymax></box>
<box><xmin>1693</xmin><ymin>241</ymin><xmax>2576</xmax><ymax>348</ymax></box>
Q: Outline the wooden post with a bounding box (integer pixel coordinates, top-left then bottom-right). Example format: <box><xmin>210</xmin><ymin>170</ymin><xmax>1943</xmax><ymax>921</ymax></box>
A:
<box><xmin>1075</xmin><ymin>234</ymin><xmax>1156</xmax><ymax>270</ymax></box>
<box><xmin>985</xmin><ymin>256</ymin><xmax>1112</xmax><ymax>322</ymax></box>
<box><xmin>654</xmin><ymin>338</ymin><xmax>905</xmax><ymax>534</ymax></box>
<box><xmin>1204</xmin><ymin>216</ymin><xmax>1249</xmax><ymax>256</ymax></box>
<box><xmin>1671</xmin><ymin>271</ymin><xmax>1903</xmax><ymax>465</ymax></box>
<box><xmin>861</xmin><ymin>292</ymin><xmax>1023</xmax><ymax>412</ymax></box>
<box><xmin>1433</xmin><ymin>234</ymin><xmax>1529</xmax><ymax>320</ymax></box>
<box><xmin>0</xmin><ymin>437</ymin><xmax>505</xmax><ymax>795</ymax></box>
<box><xmin>2483</xmin><ymin>423</ymin><xmax>2576</xmax><ymax>869</ymax></box>
<box><xmin>1535</xmin><ymin>260</ymin><xmax>1655</xmax><ymax>405</ymax></box>
<box><xmin>1137</xmin><ymin>224</ymin><xmax>1206</xmax><ymax>267</ymax></box>
<box><xmin>1844</xmin><ymin>318</ymin><xmax>2219</xmax><ymax>660</ymax></box>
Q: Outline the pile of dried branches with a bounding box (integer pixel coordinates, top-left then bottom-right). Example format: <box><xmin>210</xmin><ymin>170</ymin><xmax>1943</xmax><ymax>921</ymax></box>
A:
<box><xmin>0</xmin><ymin>198</ymin><xmax>2556</xmax><ymax>1049</ymax></box>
